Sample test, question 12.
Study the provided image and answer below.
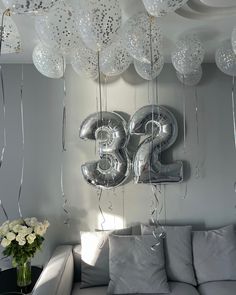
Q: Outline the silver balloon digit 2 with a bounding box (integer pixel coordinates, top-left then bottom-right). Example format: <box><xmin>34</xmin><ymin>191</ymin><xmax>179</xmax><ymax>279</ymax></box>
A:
<box><xmin>129</xmin><ymin>105</ymin><xmax>183</xmax><ymax>184</ymax></box>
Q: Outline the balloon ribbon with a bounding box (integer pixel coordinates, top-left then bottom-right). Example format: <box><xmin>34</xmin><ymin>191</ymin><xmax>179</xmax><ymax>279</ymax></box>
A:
<box><xmin>61</xmin><ymin>60</ymin><xmax>69</xmax><ymax>225</ymax></box>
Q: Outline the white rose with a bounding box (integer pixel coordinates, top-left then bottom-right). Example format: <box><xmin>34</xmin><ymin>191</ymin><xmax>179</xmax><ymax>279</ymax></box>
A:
<box><xmin>12</xmin><ymin>224</ymin><xmax>22</xmax><ymax>233</ymax></box>
<box><xmin>24</xmin><ymin>218</ymin><xmax>31</xmax><ymax>226</ymax></box>
<box><xmin>18</xmin><ymin>226</ymin><xmax>29</xmax><ymax>237</ymax></box>
<box><xmin>34</xmin><ymin>223</ymin><xmax>46</xmax><ymax>236</ymax></box>
<box><xmin>0</xmin><ymin>224</ymin><xmax>9</xmax><ymax>236</ymax></box>
<box><xmin>26</xmin><ymin>233</ymin><xmax>36</xmax><ymax>244</ymax></box>
<box><xmin>1</xmin><ymin>238</ymin><xmax>11</xmax><ymax>248</ymax></box>
<box><xmin>43</xmin><ymin>220</ymin><xmax>50</xmax><ymax>229</ymax></box>
<box><xmin>16</xmin><ymin>234</ymin><xmax>26</xmax><ymax>246</ymax></box>
<box><xmin>30</xmin><ymin>218</ymin><xmax>38</xmax><ymax>227</ymax></box>
<box><xmin>9</xmin><ymin>219</ymin><xmax>23</xmax><ymax>230</ymax></box>
<box><xmin>6</xmin><ymin>232</ymin><xmax>16</xmax><ymax>241</ymax></box>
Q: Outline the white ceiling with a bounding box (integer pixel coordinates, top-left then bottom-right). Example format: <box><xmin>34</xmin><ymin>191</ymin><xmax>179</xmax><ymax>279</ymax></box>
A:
<box><xmin>1</xmin><ymin>0</ymin><xmax>236</xmax><ymax>63</ymax></box>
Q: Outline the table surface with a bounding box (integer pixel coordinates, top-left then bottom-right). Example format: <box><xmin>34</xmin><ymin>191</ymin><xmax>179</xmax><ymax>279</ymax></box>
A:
<box><xmin>0</xmin><ymin>266</ymin><xmax>42</xmax><ymax>295</ymax></box>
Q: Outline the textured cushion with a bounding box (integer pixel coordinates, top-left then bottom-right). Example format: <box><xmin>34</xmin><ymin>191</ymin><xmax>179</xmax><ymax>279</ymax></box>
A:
<box><xmin>80</xmin><ymin>227</ymin><xmax>132</xmax><ymax>288</ymax></box>
<box><xmin>72</xmin><ymin>282</ymin><xmax>199</xmax><ymax>295</ymax></box>
<box><xmin>141</xmin><ymin>224</ymin><xmax>196</xmax><ymax>285</ymax></box>
<box><xmin>198</xmin><ymin>281</ymin><xmax>236</xmax><ymax>295</ymax></box>
<box><xmin>107</xmin><ymin>235</ymin><xmax>169</xmax><ymax>294</ymax></box>
<box><xmin>193</xmin><ymin>224</ymin><xmax>236</xmax><ymax>284</ymax></box>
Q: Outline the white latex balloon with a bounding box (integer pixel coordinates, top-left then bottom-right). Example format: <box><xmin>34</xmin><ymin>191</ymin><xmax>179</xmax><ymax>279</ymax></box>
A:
<box><xmin>33</xmin><ymin>43</ymin><xmax>65</xmax><ymax>79</ymax></box>
<box><xmin>142</xmin><ymin>0</ymin><xmax>188</xmax><ymax>17</ymax></box>
<box><xmin>0</xmin><ymin>9</ymin><xmax>21</xmax><ymax>54</ymax></box>
<box><xmin>232</xmin><ymin>27</ymin><xmax>236</xmax><ymax>54</ymax></box>
<box><xmin>2</xmin><ymin>0</ymin><xmax>58</xmax><ymax>14</ymax></box>
<box><xmin>171</xmin><ymin>36</ymin><xmax>205</xmax><ymax>75</ymax></box>
<box><xmin>71</xmin><ymin>41</ymin><xmax>98</xmax><ymax>79</ymax></box>
<box><xmin>100</xmin><ymin>37</ymin><xmax>132</xmax><ymax>76</ymax></box>
<box><xmin>134</xmin><ymin>55</ymin><xmax>164</xmax><ymax>80</ymax></box>
<box><xmin>35</xmin><ymin>1</ymin><xmax>80</xmax><ymax>54</ymax></box>
<box><xmin>176</xmin><ymin>66</ymin><xmax>202</xmax><ymax>86</ymax></box>
<box><xmin>215</xmin><ymin>39</ymin><xmax>236</xmax><ymax>76</ymax></box>
<box><xmin>122</xmin><ymin>12</ymin><xmax>162</xmax><ymax>64</ymax></box>
<box><xmin>76</xmin><ymin>0</ymin><xmax>121</xmax><ymax>51</ymax></box>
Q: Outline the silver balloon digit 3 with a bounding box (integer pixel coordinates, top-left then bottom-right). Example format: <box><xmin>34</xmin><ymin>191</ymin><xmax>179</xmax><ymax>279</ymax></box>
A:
<box><xmin>128</xmin><ymin>105</ymin><xmax>183</xmax><ymax>184</ymax></box>
<box><xmin>80</xmin><ymin>112</ymin><xmax>131</xmax><ymax>189</ymax></box>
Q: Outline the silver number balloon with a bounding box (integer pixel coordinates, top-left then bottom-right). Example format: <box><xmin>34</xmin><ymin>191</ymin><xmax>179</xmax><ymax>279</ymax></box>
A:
<box><xmin>80</xmin><ymin>112</ymin><xmax>131</xmax><ymax>189</ymax></box>
<box><xmin>129</xmin><ymin>105</ymin><xmax>183</xmax><ymax>184</ymax></box>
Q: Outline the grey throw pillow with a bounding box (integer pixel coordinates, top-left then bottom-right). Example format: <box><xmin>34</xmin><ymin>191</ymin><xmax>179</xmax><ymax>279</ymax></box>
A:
<box><xmin>141</xmin><ymin>224</ymin><xmax>196</xmax><ymax>285</ymax></box>
<box><xmin>193</xmin><ymin>224</ymin><xmax>236</xmax><ymax>284</ymax></box>
<box><xmin>108</xmin><ymin>235</ymin><xmax>170</xmax><ymax>294</ymax></box>
<box><xmin>80</xmin><ymin>227</ymin><xmax>132</xmax><ymax>288</ymax></box>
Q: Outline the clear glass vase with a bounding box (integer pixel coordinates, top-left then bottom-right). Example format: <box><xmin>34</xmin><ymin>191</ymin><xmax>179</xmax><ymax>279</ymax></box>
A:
<box><xmin>16</xmin><ymin>260</ymin><xmax>31</xmax><ymax>287</ymax></box>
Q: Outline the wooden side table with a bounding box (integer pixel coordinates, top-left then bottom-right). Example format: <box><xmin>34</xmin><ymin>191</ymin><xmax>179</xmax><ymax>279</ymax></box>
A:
<box><xmin>0</xmin><ymin>266</ymin><xmax>42</xmax><ymax>295</ymax></box>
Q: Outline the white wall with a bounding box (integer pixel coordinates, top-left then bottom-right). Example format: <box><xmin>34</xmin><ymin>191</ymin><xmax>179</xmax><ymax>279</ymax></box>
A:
<box><xmin>0</xmin><ymin>63</ymin><xmax>235</xmax><ymax>267</ymax></box>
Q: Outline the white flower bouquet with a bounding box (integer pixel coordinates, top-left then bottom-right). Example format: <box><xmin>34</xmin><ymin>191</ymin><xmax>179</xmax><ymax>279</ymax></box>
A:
<box><xmin>0</xmin><ymin>217</ymin><xmax>49</xmax><ymax>266</ymax></box>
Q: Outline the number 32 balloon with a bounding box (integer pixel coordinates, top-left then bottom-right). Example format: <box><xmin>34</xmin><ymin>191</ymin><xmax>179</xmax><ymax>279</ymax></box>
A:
<box><xmin>129</xmin><ymin>105</ymin><xmax>183</xmax><ymax>184</ymax></box>
<box><xmin>80</xmin><ymin>112</ymin><xmax>131</xmax><ymax>190</ymax></box>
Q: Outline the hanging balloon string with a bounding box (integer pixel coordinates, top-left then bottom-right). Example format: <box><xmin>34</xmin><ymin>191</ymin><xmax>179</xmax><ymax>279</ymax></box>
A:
<box><xmin>194</xmin><ymin>86</ymin><xmax>200</xmax><ymax>178</ymax></box>
<box><xmin>61</xmin><ymin>58</ymin><xmax>69</xmax><ymax>225</ymax></box>
<box><xmin>232</xmin><ymin>76</ymin><xmax>236</xmax><ymax>150</ymax></box>
<box><xmin>0</xmin><ymin>9</ymin><xmax>10</xmax><ymax>169</ymax></box>
<box><xmin>17</xmin><ymin>65</ymin><xmax>25</xmax><ymax>218</ymax></box>
<box><xmin>0</xmin><ymin>199</ymin><xmax>8</xmax><ymax>220</ymax></box>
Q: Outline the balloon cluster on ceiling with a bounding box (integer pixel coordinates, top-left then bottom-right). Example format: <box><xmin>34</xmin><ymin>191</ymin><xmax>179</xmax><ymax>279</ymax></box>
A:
<box><xmin>0</xmin><ymin>0</ymin><xmax>205</xmax><ymax>86</ymax></box>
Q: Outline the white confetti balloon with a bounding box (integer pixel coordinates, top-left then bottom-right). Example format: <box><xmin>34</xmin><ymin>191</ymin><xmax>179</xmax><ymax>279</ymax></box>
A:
<box><xmin>232</xmin><ymin>27</ymin><xmax>236</xmax><ymax>54</ymax></box>
<box><xmin>32</xmin><ymin>43</ymin><xmax>65</xmax><ymax>79</ymax></box>
<box><xmin>176</xmin><ymin>66</ymin><xmax>202</xmax><ymax>86</ymax></box>
<box><xmin>215</xmin><ymin>39</ymin><xmax>236</xmax><ymax>76</ymax></box>
<box><xmin>76</xmin><ymin>0</ymin><xmax>121</xmax><ymax>51</ymax></box>
<box><xmin>171</xmin><ymin>36</ymin><xmax>205</xmax><ymax>75</ymax></box>
<box><xmin>142</xmin><ymin>0</ymin><xmax>188</xmax><ymax>17</ymax></box>
<box><xmin>35</xmin><ymin>1</ymin><xmax>80</xmax><ymax>54</ymax></box>
<box><xmin>2</xmin><ymin>0</ymin><xmax>58</xmax><ymax>14</ymax></box>
<box><xmin>0</xmin><ymin>9</ymin><xmax>21</xmax><ymax>54</ymax></box>
<box><xmin>100</xmin><ymin>37</ymin><xmax>132</xmax><ymax>76</ymax></box>
<box><xmin>122</xmin><ymin>12</ymin><xmax>162</xmax><ymax>64</ymax></box>
<box><xmin>134</xmin><ymin>54</ymin><xmax>164</xmax><ymax>80</ymax></box>
<box><xmin>71</xmin><ymin>41</ymin><xmax>98</xmax><ymax>79</ymax></box>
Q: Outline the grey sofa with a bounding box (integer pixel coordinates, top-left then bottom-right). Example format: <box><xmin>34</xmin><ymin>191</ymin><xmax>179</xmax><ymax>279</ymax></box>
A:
<box><xmin>32</xmin><ymin>224</ymin><xmax>236</xmax><ymax>295</ymax></box>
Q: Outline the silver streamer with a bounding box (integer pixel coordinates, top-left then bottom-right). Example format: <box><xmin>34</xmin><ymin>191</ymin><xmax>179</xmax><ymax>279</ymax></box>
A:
<box><xmin>150</xmin><ymin>185</ymin><xmax>166</xmax><ymax>251</ymax></box>
<box><xmin>194</xmin><ymin>87</ymin><xmax>200</xmax><ymax>178</ymax></box>
<box><xmin>0</xmin><ymin>66</ymin><xmax>6</xmax><ymax>169</ymax></box>
<box><xmin>0</xmin><ymin>199</ymin><xmax>8</xmax><ymax>220</ymax></box>
<box><xmin>0</xmin><ymin>11</ymin><xmax>8</xmax><ymax>169</ymax></box>
<box><xmin>17</xmin><ymin>65</ymin><xmax>24</xmax><ymax>218</ymax></box>
<box><xmin>97</xmin><ymin>188</ymin><xmax>105</xmax><ymax>232</ymax></box>
<box><xmin>121</xmin><ymin>185</ymin><xmax>125</xmax><ymax>228</ymax></box>
<box><xmin>232</xmin><ymin>76</ymin><xmax>236</xmax><ymax>150</ymax></box>
<box><xmin>60</xmin><ymin>60</ymin><xmax>70</xmax><ymax>225</ymax></box>
<box><xmin>182</xmin><ymin>75</ymin><xmax>186</xmax><ymax>152</ymax></box>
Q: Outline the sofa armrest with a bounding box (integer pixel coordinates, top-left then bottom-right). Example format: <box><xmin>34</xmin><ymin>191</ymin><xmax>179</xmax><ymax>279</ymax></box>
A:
<box><xmin>32</xmin><ymin>245</ymin><xmax>74</xmax><ymax>295</ymax></box>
